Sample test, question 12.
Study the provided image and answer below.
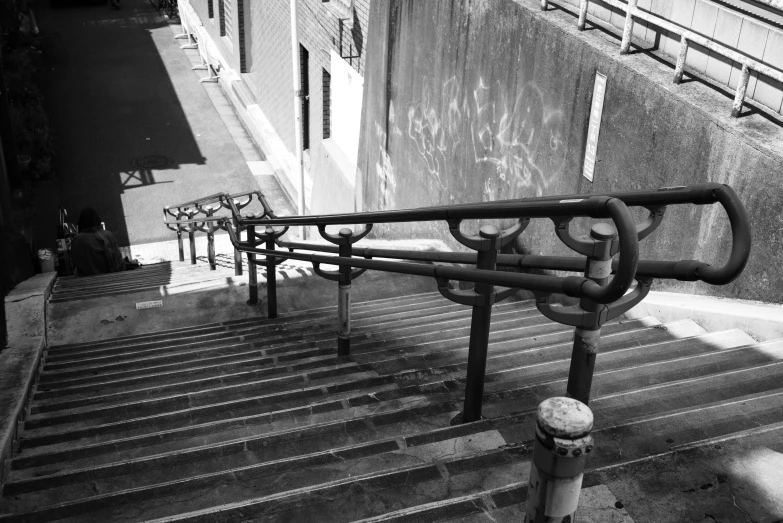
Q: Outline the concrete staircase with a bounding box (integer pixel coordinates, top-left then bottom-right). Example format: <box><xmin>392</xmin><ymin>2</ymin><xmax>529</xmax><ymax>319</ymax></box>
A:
<box><xmin>2</xmin><ymin>290</ymin><xmax>783</xmax><ymax>522</ymax></box>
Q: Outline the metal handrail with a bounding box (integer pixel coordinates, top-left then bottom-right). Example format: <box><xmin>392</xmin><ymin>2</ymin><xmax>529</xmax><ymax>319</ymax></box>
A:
<box><xmin>166</xmin><ymin>182</ymin><xmax>750</xmax><ymax>424</ymax></box>
<box><xmin>541</xmin><ymin>0</ymin><xmax>783</xmax><ymax>117</ymax></box>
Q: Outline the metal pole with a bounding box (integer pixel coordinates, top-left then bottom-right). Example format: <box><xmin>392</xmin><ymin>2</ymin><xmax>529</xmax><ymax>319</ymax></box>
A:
<box><xmin>246</xmin><ymin>225</ymin><xmax>258</xmax><ymax>306</ymax></box>
<box><xmin>233</xmin><ymin>217</ymin><xmax>243</xmax><ymax>276</ymax></box>
<box><xmin>525</xmin><ymin>397</ymin><xmax>594</xmax><ymax>523</ymax></box>
<box><xmin>619</xmin><ymin>0</ymin><xmax>638</xmax><ymax>54</ymax></box>
<box><xmin>462</xmin><ymin>225</ymin><xmax>500</xmax><ymax>423</ymax></box>
<box><xmin>337</xmin><ymin>228</ymin><xmax>353</xmax><ymax>356</ymax></box>
<box><xmin>540</xmin><ymin>0</ymin><xmax>548</xmax><ymax>9</ymax></box>
<box><xmin>731</xmin><ymin>64</ymin><xmax>751</xmax><ymax>118</ymax></box>
<box><xmin>673</xmin><ymin>36</ymin><xmax>689</xmax><ymax>84</ymax></box>
<box><xmin>289</xmin><ymin>0</ymin><xmax>307</xmax><ymax>240</ymax></box>
<box><xmin>207</xmin><ymin>230</ymin><xmax>216</xmax><ymax>270</ymax></box>
<box><xmin>265</xmin><ymin>227</ymin><xmax>278</xmax><ymax>318</ymax></box>
<box><xmin>188</xmin><ymin>222</ymin><xmax>197</xmax><ymax>265</ymax></box>
<box><xmin>577</xmin><ymin>0</ymin><xmax>588</xmax><ymax>30</ymax></box>
<box><xmin>565</xmin><ymin>223</ymin><xmax>615</xmax><ymax>405</ymax></box>
<box><xmin>177</xmin><ymin>229</ymin><xmax>184</xmax><ymax>262</ymax></box>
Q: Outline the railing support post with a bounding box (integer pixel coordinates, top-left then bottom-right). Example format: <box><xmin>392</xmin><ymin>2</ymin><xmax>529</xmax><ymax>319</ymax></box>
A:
<box><xmin>673</xmin><ymin>36</ymin><xmax>689</xmax><ymax>84</ymax></box>
<box><xmin>565</xmin><ymin>224</ymin><xmax>615</xmax><ymax>405</ymax></box>
<box><xmin>176</xmin><ymin>228</ymin><xmax>185</xmax><ymax>262</ymax></box>
<box><xmin>233</xmin><ymin>216</ymin><xmax>243</xmax><ymax>276</ymax></box>
<box><xmin>540</xmin><ymin>0</ymin><xmax>548</xmax><ymax>10</ymax></box>
<box><xmin>207</xmin><ymin>230</ymin><xmax>216</xmax><ymax>270</ymax></box>
<box><xmin>337</xmin><ymin>228</ymin><xmax>353</xmax><ymax>357</ymax></box>
<box><xmin>525</xmin><ymin>397</ymin><xmax>594</xmax><ymax>523</ymax></box>
<box><xmin>731</xmin><ymin>64</ymin><xmax>751</xmax><ymax>118</ymax></box>
<box><xmin>188</xmin><ymin>222</ymin><xmax>197</xmax><ymax>265</ymax></box>
<box><xmin>577</xmin><ymin>0</ymin><xmax>588</xmax><ymax>30</ymax></box>
<box><xmin>265</xmin><ymin>227</ymin><xmax>278</xmax><ymax>319</ymax></box>
<box><xmin>619</xmin><ymin>0</ymin><xmax>637</xmax><ymax>54</ymax></box>
<box><xmin>246</xmin><ymin>225</ymin><xmax>258</xmax><ymax>306</ymax></box>
<box><xmin>462</xmin><ymin>225</ymin><xmax>500</xmax><ymax>423</ymax></box>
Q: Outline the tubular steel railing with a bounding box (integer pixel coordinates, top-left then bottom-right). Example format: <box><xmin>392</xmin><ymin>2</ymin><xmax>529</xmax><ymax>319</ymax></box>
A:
<box><xmin>540</xmin><ymin>0</ymin><xmax>783</xmax><ymax>117</ymax></box>
<box><xmin>163</xmin><ymin>182</ymin><xmax>750</xmax><ymax>424</ymax></box>
<box><xmin>163</xmin><ymin>190</ymin><xmax>274</xmax><ymax>274</ymax></box>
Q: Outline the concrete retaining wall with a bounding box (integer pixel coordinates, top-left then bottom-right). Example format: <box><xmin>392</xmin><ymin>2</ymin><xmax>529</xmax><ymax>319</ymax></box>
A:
<box><xmin>357</xmin><ymin>0</ymin><xmax>783</xmax><ymax>302</ymax></box>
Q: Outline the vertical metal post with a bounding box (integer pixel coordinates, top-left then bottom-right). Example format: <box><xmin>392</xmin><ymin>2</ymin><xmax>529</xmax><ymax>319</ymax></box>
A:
<box><xmin>188</xmin><ymin>222</ymin><xmax>197</xmax><ymax>265</ymax></box>
<box><xmin>177</xmin><ymin>228</ymin><xmax>184</xmax><ymax>262</ymax></box>
<box><xmin>731</xmin><ymin>64</ymin><xmax>751</xmax><ymax>118</ymax></box>
<box><xmin>525</xmin><ymin>397</ymin><xmax>594</xmax><ymax>523</ymax></box>
<box><xmin>233</xmin><ymin>216</ymin><xmax>243</xmax><ymax>276</ymax></box>
<box><xmin>565</xmin><ymin>223</ymin><xmax>615</xmax><ymax>405</ymax></box>
<box><xmin>540</xmin><ymin>0</ymin><xmax>548</xmax><ymax>10</ymax></box>
<box><xmin>337</xmin><ymin>228</ymin><xmax>353</xmax><ymax>357</ymax></box>
<box><xmin>619</xmin><ymin>0</ymin><xmax>637</xmax><ymax>54</ymax></box>
<box><xmin>265</xmin><ymin>227</ymin><xmax>278</xmax><ymax>319</ymax></box>
<box><xmin>577</xmin><ymin>0</ymin><xmax>588</xmax><ymax>30</ymax></box>
<box><xmin>673</xmin><ymin>36</ymin><xmax>689</xmax><ymax>84</ymax></box>
<box><xmin>462</xmin><ymin>225</ymin><xmax>500</xmax><ymax>423</ymax></box>
<box><xmin>207</xmin><ymin>230</ymin><xmax>216</xmax><ymax>270</ymax></box>
<box><xmin>246</xmin><ymin>225</ymin><xmax>258</xmax><ymax>306</ymax></box>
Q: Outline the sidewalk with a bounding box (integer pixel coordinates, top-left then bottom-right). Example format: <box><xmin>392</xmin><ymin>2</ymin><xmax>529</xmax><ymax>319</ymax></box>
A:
<box><xmin>32</xmin><ymin>0</ymin><xmax>294</xmax><ymax>253</ymax></box>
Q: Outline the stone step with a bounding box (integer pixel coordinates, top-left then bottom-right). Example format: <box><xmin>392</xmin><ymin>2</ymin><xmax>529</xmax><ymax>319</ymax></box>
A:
<box><xmin>8</xmin><ymin>382</ymin><xmax>781</xmax><ymax>523</ymax></box>
<box><xmin>18</xmin><ymin>319</ymin><xmax>677</xmax><ymax>448</ymax></box>
<box><xmin>45</xmin><ymin>292</ymin><xmax>447</xmax><ymax>353</ymax></box>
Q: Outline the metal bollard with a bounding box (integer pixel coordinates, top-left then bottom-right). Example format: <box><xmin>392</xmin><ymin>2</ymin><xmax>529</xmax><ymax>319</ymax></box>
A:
<box><xmin>525</xmin><ymin>397</ymin><xmax>594</xmax><ymax>523</ymax></box>
<box><xmin>246</xmin><ymin>225</ymin><xmax>258</xmax><ymax>306</ymax></box>
<box><xmin>337</xmin><ymin>228</ymin><xmax>353</xmax><ymax>357</ymax></box>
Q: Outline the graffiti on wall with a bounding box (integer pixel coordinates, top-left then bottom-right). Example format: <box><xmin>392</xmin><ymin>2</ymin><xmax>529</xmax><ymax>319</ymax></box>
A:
<box><xmin>403</xmin><ymin>75</ymin><xmax>566</xmax><ymax>201</ymax></box>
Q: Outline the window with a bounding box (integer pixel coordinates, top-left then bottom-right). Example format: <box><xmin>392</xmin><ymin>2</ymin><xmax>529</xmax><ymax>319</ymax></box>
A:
<box><xmin>224</xmin><ymin>0</ymin><xmax>234</xmax><ymax>41</ymax></box>
<box><xmin>300</xmin><ymin>44</ymin><xmax>310</xmax><ymax>151</ymax></box>
<box><xmin>322</xmin><ymin>69</ymin><xmax>331</xmax><ymax>139</ymax></box>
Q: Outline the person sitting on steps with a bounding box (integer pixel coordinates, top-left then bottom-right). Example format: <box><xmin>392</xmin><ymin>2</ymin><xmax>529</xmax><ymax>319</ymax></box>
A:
<box><xmin>71</xmin><ymin>208</ymin><xmax>139</xmax><ymax>276</ymax></box>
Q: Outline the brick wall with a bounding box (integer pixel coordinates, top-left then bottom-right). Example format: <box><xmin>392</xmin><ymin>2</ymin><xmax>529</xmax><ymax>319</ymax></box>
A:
<box><xmin>242</xmin><ymin>0</ymin><xmax>371</xmax><ymax>155</ymax></box>
<box><xmin>188</xmin><ymin>0</ymin><xmax>371</xmax><ymax>156</ymax></box>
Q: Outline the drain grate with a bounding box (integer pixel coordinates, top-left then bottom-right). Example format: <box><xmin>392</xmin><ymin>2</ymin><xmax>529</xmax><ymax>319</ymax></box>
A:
<box><xmin>132</xmin><ymin>155</ymin><xmax>173</xmax><ymax>170</ymax></box>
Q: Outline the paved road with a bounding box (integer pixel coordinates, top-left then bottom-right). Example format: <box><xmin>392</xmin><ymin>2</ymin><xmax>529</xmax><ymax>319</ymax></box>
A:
<box><xmin>34</xmin><ymin>0</ymin><xmax>259</xmax><ymax>246</ymax></box>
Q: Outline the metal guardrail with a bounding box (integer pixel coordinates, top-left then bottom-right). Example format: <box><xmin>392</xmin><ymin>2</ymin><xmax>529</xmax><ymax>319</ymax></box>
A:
<box><xmin>540</xmin><ymin>0</ymin><xmax>783</xmax><ymax>117</ymax></box>
<box><xmin>173</xmin><ymin>182</ymin><xmax>751</xmax><ymax>426</ymax></box>
<box><xmin>163</xmin><ymin>190</ymin><xmax>276</xmax><ymax>273</ymax></box>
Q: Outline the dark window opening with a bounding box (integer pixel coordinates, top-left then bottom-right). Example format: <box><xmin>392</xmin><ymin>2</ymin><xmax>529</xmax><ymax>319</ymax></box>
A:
<box><xmin>300</xmin><ymin>44</ymin><xmax>310</xmax><ymax>151</ymax></box>
<box><xmin>322</xmin><ymin>69</ymin><xmax>331</xmax><ymax>139</ymax></box>
<box><xmin>218</xmin><ymin>0</ymin><xmax>226</xmax><ymax>36</ymax></box>
<box><xmin>208</xmin><ymin>0</ymin><xmax>214</xmax><ymax>18</ymax></box>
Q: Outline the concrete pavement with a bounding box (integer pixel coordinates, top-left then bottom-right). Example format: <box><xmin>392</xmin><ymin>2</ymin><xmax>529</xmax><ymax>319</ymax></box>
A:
<box><xmin>33</xmin><ymin>0</ymin><xmax>288</xmax><ymax>249</ymax></box>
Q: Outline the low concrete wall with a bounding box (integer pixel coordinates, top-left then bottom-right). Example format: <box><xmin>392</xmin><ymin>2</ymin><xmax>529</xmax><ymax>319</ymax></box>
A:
<box><xmin>357</xmin><ymin>0</ymin><xmax>783</xmax><ymax>303</ymax></box>
<box><xmin>0</xmin><ymin>272</ymin><xmax>56</xmax><ymax>485</ymax></box>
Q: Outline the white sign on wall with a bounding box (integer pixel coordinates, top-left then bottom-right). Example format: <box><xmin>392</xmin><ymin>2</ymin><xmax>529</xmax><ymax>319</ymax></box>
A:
<box><xmin>583</xmin><ymin>72</ymin><xmax>607</xmax><ymax>182</ymax></box>
<box><xmin>330</xmin><ymin>50</ymin><xmax>364</xmax><ymax>165</ymax></box>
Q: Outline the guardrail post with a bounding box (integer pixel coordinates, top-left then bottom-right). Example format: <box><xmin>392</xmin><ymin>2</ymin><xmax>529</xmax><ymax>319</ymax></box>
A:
<box><xmin>462</xmin><ymin>225</ymin><xmax>500</xmax><ymax>423</ymax></box>
<box><xmin>207</xmin><ymin>229</ymin><xmax>216</xmax><ymax>270</ymax></box>
<box><xmin>540</xmin><ymin>0</ymin><xmax>548</xmax><ymax>9</ymax></box>
<box><xmin>233</xmin><ymin>216</ymin><xmax>243</xmax><ymax>276</ymax></box>
<box><xmin>188</xmin><ymin>222</ymin><xmax>197</xmax><ymax>265</ymax></box>
<box><xmin>265</xmin><ymin>227</ymin><xmax>278</xmax><ymax>318</ymax></box>
<box><xmin>577</xmin><ymin>0</ymin><xmax>588</xmax><ymax>30</ymax></box>
<box><xmin>246</xmin><ymin>225</ymin><xmax>258</xmax><ymax>306</ymax></box>
<box><xmin>731</xmin><ymin>64</ymin><xmax>751</xmax><ymax>118</ymax></box>
<box><xmin>337</xmin><ymin>228</ymin><xmax>353</xmax><ymax>357</ymax></box>
<box><xmin>176</xmin><ymin>227</ymin><xmax>185</xmax><ymax>262</ymax></box>
<box><xmin>525</xmin><ymin>397</ymin><xmax>594</xmax><ymax>523</ymax></box>
<box><xmin>673</xmin><ymin>36</ymin><xmax>689</xmax><ymax>84</ymax></box>
<box><xmin>566</xmin><ymin>223</ymin><xmax>616</xmax><ymax>405</ymax></box>
<box><xmin>619</xmin><ymin>0</ymin><xmax>637</xmax><ymax>54</ymax></box>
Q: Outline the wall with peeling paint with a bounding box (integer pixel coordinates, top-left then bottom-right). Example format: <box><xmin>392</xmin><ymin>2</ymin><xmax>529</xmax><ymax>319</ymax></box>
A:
<box><xmin>356</xmin><ymin>0</ymin><xmax>783</xmax><ymax>302</ymax></box>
